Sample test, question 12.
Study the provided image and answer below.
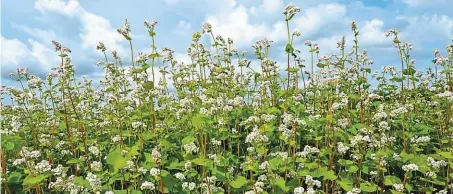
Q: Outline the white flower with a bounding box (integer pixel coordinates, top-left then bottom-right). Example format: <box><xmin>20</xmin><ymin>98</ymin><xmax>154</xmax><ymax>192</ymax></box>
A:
<box><xmin>112</xmin><ymin>135</ymin><xmax>121</xmax><ymax>143</ymax></box>
<box><xmin>51</xmin><ymin>164</ymin><xmax>65</xmax><ymax>176</ymax></box>
<box><xmin>346</xmin><ymin>188</ymin><xmax>361</xmax><ymax>194</ymax></box>
<box><xmin>259</xmin><ymin>161</ymin><xmax>269</xmax><ymax>170</ymax></box>
<box><xmin>208</xmin><ymin>154</ymin><xmax>220</xmax><ymax>164</ymax></box>
<box><xmin>304</xmin><ymin>175</ymin><xmax>321</xmax><ymax>188</ymax></box>
<box><xmin>86</xmin><ymin>172</ymin><xmax>101</xmax><ymax>191</ymax></box>
<box><xmin>140</xmin><ymin>181</ymin><xmax>155</xmax><ymax>190</ymax></box>
<box><xmin>337</xmin><ymin>142</ymin><xmax>350</xmax><ymax>154</ymax></box>
<box><xmin>425</xmin><ymin>171</ymin><xmax>436</xmax><ymax>178</ymax></box>
<box><xmin>393</xmin><ymin>183</ymin><xmax>404</xmax><ymax>192</ymax></box>
<box><xmin>183</xmin><ymin>142</ymin><xmax>199</xmax><ymax>153</ymax></box>
<box><xmin>283</xmin><ymin>3</ymin><xmax>300</xmax><ymax>15</ymax></box>
<box><xmin>35</xmin><ymin>160</ymin><xmax>51</xmax><ymax>173</ymax></box>
<box><xmin>296</xmin><ymin>145</ymin><xmax>320</xmax><ymax>158</ymax></box>
<box><xmin>427</xmin><ymin>157</ymin><xmax>447</xmax><ymax>169</ymax></box>
<box><xmin>13</xmin><ymin>158</ymin><xmax>25</xmax><ymax>166</ymax></box>
<box><xmin>150</xmin><ymin>168</ymin><xmax>160</xmax><ymax>176</ymax></box>
<box><xmin>402</xmin><ymin>164</ymin><xmax>418</xmax><ymax>172</ymax></box>
<box><xmin>437</xmin><ymin>190</ymin><xmax>448</xmax><ymax>194</ymax></box>
<box><xmin>258</xmin><ymin>174</ymin><xmax>267</xmax><ymax>181</ymax></box>
<box><xmin>88</xmin><ymin>146</ymin><xmax>100</xmax><ymax>156</ymax></box>
<box><xmin>393</xmin><ymin>153</ymin><xmax>401</xmax><ymax>161</ymax></box>
<box><xmin>125</xmin><ymin>160</ymin><xmax>135</xmax><ymax>171</ymax></box>
<box><xmin>245</xmin><ymin>126</ymin><xmax>269</xmax><ymax>144</ymax></box>
<box><xmin>294</xmin><ymin>187</ymin><xmax>305</xmax><ymax>194</ymax></box>
<box><xmin>211</xmin><ymin>138</ymin><xmax>221</xmax><ymax>146</ymax></box>
<box><xmin>91</xmin><ymin>161</ymin><xmax>102</xmax><ymax>172</ymax></box>
<box><xmin>152</xmin><ymin>148</ymin><xmax>161</xmax><ymax>164</ymax></box>
<box><xmin>410</xmin><ymin>136</ymin><xmax>431</xmax><ymax>144</ymax></box>
<box><xmin>175</xmin><ymin>172</ymin><xmax>185</xmax><ymax>180</ymax></box>
<box><xmin>182</xmin><ymin>182</ymin><xmax>196</xmax><ymax>191</ymax></box>
<box><xmin>202</xmin><ymin>22</ymin><xmax>212</xmax><ymax>33</ymax></box>
<box><xmin>138</xmin><ymin>167</ymin><xmax>148</xmax><ymax>174</ymax></box>
<box><xmin>132</xmin><ymin>121</ymin><xmax>144</xmax><ymax>129</ymax></box>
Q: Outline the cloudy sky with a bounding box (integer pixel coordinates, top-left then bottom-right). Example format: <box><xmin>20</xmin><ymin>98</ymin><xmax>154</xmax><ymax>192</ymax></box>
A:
<box><xmin>1</xmin><ymin>0</ymin><xmax>453</xmax><ymax>87</ymax></box>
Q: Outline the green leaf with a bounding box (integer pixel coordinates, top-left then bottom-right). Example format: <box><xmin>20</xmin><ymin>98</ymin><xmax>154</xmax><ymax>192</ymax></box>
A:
<box><xmin>348</xmin><ymin>165</ymin><xmax>359</xmax><ymax>173</ymax></box>
<box><xmin>269</xmin><ymin>157</ymin><xmax>283</xmax><ymax>170</ymax></box>
<box><xmin>285</xmin><ymin>44</ymin><xmax>294</xmax><ymax>54</ymax></box>
<box><xmin>323</xmin><ymin>170</ymin><xmax>338</xmax><ymax>180</ymax></box>
<box><xmin>107</xmin><ymin>148</ymin><xmax>128</xmax><ymax>173</ymax></box>
<box><xmin>439</xmin><ymin>152</ymin><xmax>453</xmax><ymax>159</ymax></box>
<box><xmin>74</xmin><ymin>176</ymin><xmax>91</xmax><ymax>189</ymax></box>
<box><xmin>337</xmin><ymin>178</ymin><xmax>353</xmax><ymax>191</ymax></box>
<box><xmin>128</xmin><ymin>145</ymin><xmax>140</xmax><ymax>157</ymax></box>
<box><xmin>22</xmin><ymin>174</ymin><xmax>49</xmax><ymax>186</ymax></box>
<box><xmin>266</xmin><ymin>107</ymin><xmax>281</xmax><ymax>115</ymax></box>
<box><xmin>162</xmin><ymin>175</ymin><xmax>178</xmax><ymax>192</ymax></box>
<box><xmin>405</xmin><ymin>183</ymin><xmax>413</xmax><ymax>192</ymax></box>
<box><xmin>192</xmin><ymin>158</ymin><xmax>208</xmax><ymax>166</ymax></box>
<box><xmin>66</xmin><ymin>158</ymin><xmax>84</xmax><ymax>164</ymax></box>
<box><xmin>360</xmin><ymin>181</ymin><xmax>378</xmax><ymax>192</ymax></box>
<box><xmin>230</xmin><ymin>176</ymin><xmax>248</xmax><ymax>189</ymax></box>
<box><xmin>274</xmin><ymin>178</ymin><xmax>289</xmax><ymax>192</ymax></box>
<box><xmin>3</xmin><ymin>142</ymin><xmax>15</xmax><ymax>151</ymax></box>
<box><xmin>191</xmin><ymin>114</ymin><xmax>209</xmax><ymax>127</ymax></box>
<box><xmin>148</xmin><ymin>53</ymin><xmax>162</xmax><ymax>59</ymax></box>
<box><xmin>7</xmin><ymin>172</ymin><xmax>23</xmax><ymax>184</ymax></box>
<box><xmin>384</xmin><ymin>176</ymin><xmax>402</xmax><ymax>186</ymax></box>
<box><xmin>182</xmin><ymin>136</ymin><xmax>197</xmax><ymax>145</ymax></box>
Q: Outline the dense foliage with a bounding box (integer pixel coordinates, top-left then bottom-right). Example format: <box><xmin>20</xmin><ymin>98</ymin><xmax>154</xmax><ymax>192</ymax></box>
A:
<box><xmin>1</xmin><ymin>3</ymin><xmax>453</xmax><ymax>194</ymax></box>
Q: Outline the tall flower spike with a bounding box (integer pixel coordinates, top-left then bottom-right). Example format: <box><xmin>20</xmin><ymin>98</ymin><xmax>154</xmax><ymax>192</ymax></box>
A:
<box><xmin>385</xmin><ymin>28</ymin><xmax>399</xmax><ymax>37</ymax></box>
<box><xmin>202</xmin><ymin>22</ymin><xmax>212</xmax><ymax>33</ymax></box>
<box><xmin>97</xmin><ymin>42</ymin><xmax>107</xmax><ymax>52</ymax></box>
<box><xmin>283</xmin><ymin>3</ymin><xmax>300</xmax><ymax>21</ymax></box>
<box><xmin>124</xmin><ymin>19</ymin><xmax>131</xmax><ymax>32</ymax></box>
<box><xmin>52</xmin><ymin>40</ymin><xmax>61</xmax><ymax>51</ymax></box>
<box><xmin>351</xmin><ymin>21</ymin><xmax>357</xmax><ymax>32</ymax></box>
<box><xmin>283</xmin><ymin>3</ymin><xmax>300</xmax><ymax>15</ymax></box>
<box><xmin>144</xmin><ymin>20</ymin><xmax>158</xmax><ymax>29</ymax></box>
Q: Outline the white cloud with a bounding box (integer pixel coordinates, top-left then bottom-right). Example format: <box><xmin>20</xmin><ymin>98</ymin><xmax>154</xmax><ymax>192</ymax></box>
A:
<box><xmin>403</xmin><ymin>0</ymin><xmax>446</xmax><ymax>7</ymax></box>
<box><xmin>359</xmin><ymin>19</ymin><xmax>390</xmax><ymax>47</ymax></box>
<box><xmin>250</xmin><ymin>0</ymin><xmax>284</xmax><ymax>16</ymax></box>
<box><xmin>172</xmin><ymin>20</ymin><xmax>192</xmax><ymax>35</ymax></box>
<box><xmin>1</xmin><ymin>36</ymin><xmax>31</xmax><ymax>65</ymax></box>
<box><xmin>78</xmin><ymin>12</ymin><xmax>125</xmax><ymax>54</ymax></box>
<box><xmin>203</xmin><ymin>2</ymin><xmax>356</xmax><ymax>53</ymax></box>
<box><xmin>28</xmin><ymin>39</ymin><xmax>59</xmax><ymax>69</ymax></box>
<box><xmin>34</xmin><ymin>0</ymin><xmax>81</xmax><ymax>16</ymax></box>
<box><xmin>1</xmin><ymin>36</ymin><xmax>58</xmax><ymax>73</ymax></box>
<box><xmin>398</xmin><ymin>15</ymin><xmax>453</xmax><ymax>41</ymax></box>
<box><xmin>294</xmin><ymin>19</ymin><xmax>392</xmax><ymax>58</ymax></box>
<box><xmin>294</xmin><ymin>3</ymin><xmax>348</xmax><ymax>38</ymax></box>
<box><xmin>204</xmin><ymin>4</ymin><xmax>282</xmax><ymax>48</ymax></box>
<box><xmin>34</xmin><ymin>0</ymin><xmax>125</xmax><ymax>55</ymax></box>
<box><xmin>12</xmin><ymin>24</ymin><xmax>57</xmax><ymax>44</ymax></box>
<box><xmin>174</xmin><ymin>52</ymin><xmax>191</xmax><ymax>64</ymax></box>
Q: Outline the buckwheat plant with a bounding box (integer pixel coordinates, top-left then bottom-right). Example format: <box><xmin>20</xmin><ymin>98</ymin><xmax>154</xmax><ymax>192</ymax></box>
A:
<box><xmin>1</xmin><ymin>2</ymin><xmax>453</xmax><ymax>194</ymax></box>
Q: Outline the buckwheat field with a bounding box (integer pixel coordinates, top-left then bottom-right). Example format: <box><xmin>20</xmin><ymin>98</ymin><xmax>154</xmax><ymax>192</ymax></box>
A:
<box><xmin>1</xmin><ymin>2</ymin><xmax>453</xmax><ymax>194</ymax></box>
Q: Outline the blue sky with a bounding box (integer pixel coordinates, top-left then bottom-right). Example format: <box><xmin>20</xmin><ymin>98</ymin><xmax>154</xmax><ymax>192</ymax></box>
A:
<box><xmin>1</xmin><ymin>0</ymin><xmax>453</xmax><ymax>87</ymax></box>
